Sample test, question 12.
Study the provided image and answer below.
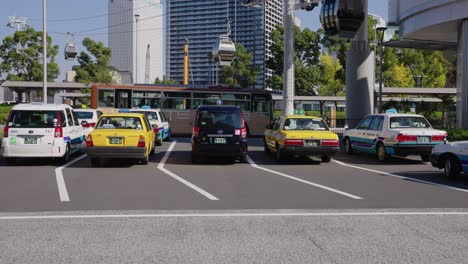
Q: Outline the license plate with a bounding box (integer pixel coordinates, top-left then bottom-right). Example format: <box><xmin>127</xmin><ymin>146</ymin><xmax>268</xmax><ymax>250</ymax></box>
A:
<box><xmin>305</xmin><ymin>140</ymin><xmax>318</xmax><ymax>147</ymax></box>
<box><xmin>109</xmin><ymin>138</ymin><xmax>123</xmax><ymax>144</ymax></box>
<box><xmin>24</xmin><ymin>138</ymin><xmax>37</xmax><ymax>144</ymax></box>
<box><xmin>214</xmin><ymin>138</ymin><xmax>226</xmax><ymax>144</ymax></box>
<box><xmin>417</xmin><ymin>136</ymin><xmax>431</xmax><ymax>144</ymax></box>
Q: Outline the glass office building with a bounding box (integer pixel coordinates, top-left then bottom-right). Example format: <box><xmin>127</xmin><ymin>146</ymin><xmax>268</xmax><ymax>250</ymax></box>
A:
<box><xmin>166</xmin><ymin>0</ymin><xmax>283</xmax><ymax>89</ymax></box>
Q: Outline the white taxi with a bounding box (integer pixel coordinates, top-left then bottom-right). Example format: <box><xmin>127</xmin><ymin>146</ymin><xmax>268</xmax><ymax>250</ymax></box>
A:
<box><xmin>343</xmin><ymin>111</ymin><xmax>447</xmax><ymax>162</ymax></box>
<box><xmin>1</xmin><ymin>103</ymin><xmax>86</xmax><ymax>164</ymax></box>
<box><xmin>431</xmin><ymin>141</ymin><xmax>468</xmax><ymax>177</ymax></box>
<box><xmin>129</xmin><ymin>107</ymin><xmax>171</xmax><ymax>145</ymax></box>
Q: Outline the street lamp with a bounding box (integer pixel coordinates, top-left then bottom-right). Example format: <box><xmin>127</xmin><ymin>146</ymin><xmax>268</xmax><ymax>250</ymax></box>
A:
<box><xmin>413</xmin><ymin>75</ymin><xmax>423</xmax><ymax>87</ymax></box>
<box><xmin>134</xmin><ymin>14</ymin><xmax>140</xmax><ymax>84</ymax></box>
<box><xmin>376</xmin><ymin>26</ymin><xmax>387</xmax><ymax>113</ymax></box>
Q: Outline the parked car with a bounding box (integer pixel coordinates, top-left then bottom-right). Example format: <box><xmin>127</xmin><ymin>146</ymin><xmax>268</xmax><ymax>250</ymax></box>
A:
<box><xmin>191</xmin><ymin>105</ymin><xmax>248</xmax><ymax>163</ymax></box>
<box><xmin>1</xmin><ymin>103</ymin><xmax>86</xmax><ymax>164</ymax></box>
<box><xmin>86</xmin><ymin>113</ymin><xmax>155</xmax><ymax>165</ymax></box>
<box><xmin>130</xmin><ymin>107</ymin><xmax>171</xmax><ymax>146</ymax></box>
<box><xmin>343</xmin><ymin>112</ymin><xmax>447</xmax><ymax>162</ymax></box>
<box><xmin>74</xmin><ymin>109</ymin><xmax>103</xmax><ymax>135</ymax></box>
<box><xmin>264</xmin><ymin>115</ymin><xmax>339</xmax><ymax>162</ymax></box>
<box><xmin>431</xmin><ymin>141</ymin><xmax>468</xmax><ymax>177</ymax></box>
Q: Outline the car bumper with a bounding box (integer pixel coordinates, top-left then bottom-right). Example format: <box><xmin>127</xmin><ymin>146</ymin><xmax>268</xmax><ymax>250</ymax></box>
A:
<box><xmin>392</xmin><ymin>144</ymin><xmax>437</xmax><ymax>156</ymax></box>
<box><xmin>87</xmin><ymin>147</ymin><xmax>147</xmax><ymax>159</ymax></box>
<box><xmin>279</xmin><ymin>145</ymin><xmax>339</xmax><ymax>157</ymax></box>
<box><xmin>1</xmin><ymin>139</ymin><xmax>66</xmax><ymax>158</ymax></box>
<box><xmin>192</xmin><ymin>142</ymin><xmax>247</xmax><ymax>157</ymax></box>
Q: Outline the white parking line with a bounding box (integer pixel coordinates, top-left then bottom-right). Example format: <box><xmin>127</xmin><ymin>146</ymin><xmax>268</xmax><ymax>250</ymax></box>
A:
<box><xmin>332</xmin><ymin>159</ymin><xmax>468</xmax><ymax>194</ymax></box>
<box><xmin>2</xmin><ymin>211</ymin><xmax>468</xmax><ymax>220</ymax></box>
<box><xmin>55</xmin><ymin>154</ymin><xmax>88</xmax><ymax>202</ymax></box>
<box><xmin>157</xmin><ymin>141</ymin><xmax>220</xmax><ymax>201</ymax></box>
<box><xmin>246</xmin><ymin>156</ymin><xmax>363</xmax><ymax>200</ymax></box>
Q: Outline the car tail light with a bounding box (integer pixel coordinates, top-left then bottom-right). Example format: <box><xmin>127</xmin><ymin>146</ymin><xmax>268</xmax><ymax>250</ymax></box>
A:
<box><xmin>86</xmin><ymin>134</ymin><xmax>94</xmax><ymax>147</ymax></box>
<box><xmin>82</xmin><ymin>122</ymin><xmax>96</xmax><ymax>128</ymax></box>
<box><xmin>432</xmin><ymin>133</ymin><xmax>447</xmax><ymax>141</ymax></box>
<box><xmin>192</xmin><ymin>126</ymin><xmax>200</xmax><ymax>138</ymax></box>
<box><xmin>321</xmin><ymin>139</ymin><xmax>339</xmax><ymax>147</ymax></box>
<box><xmin>153</xmin><ymin>127</ymin><xmax>159</xmax><ymax>134</ymax></box>
<box><xmin>241</xmin><ymin>127</ymin><xmax>247</xmax><ymax>138</ymax></box>
<box><xmin>285</xmin><ymin>139</ymin><xmax>303</xmax><ymax>146</ymax></box>
<box><xmin>3</xmin><ymin>126</ymin><xmax>8</xmax><ymax>137</ymax></box>
<box><xmin>396</xmin><ymin>134</ymin><xmax>417</xmax><ymax>142</ymax></box>
<box><xmin>54</xmin><ymin>127</ymin><xmax>63</xmax><ymax>138</ymax></box>
<box><xmin>138</xmin><ymin>135</ymin><xmax>146</xmax><ymax>147</ymax></box>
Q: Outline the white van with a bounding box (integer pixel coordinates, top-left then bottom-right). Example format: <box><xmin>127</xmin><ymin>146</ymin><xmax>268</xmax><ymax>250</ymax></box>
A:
<box><xmin>1</xmin><ymin>103</ymin><xmax>86</xmax><ymax>164</ymax></box>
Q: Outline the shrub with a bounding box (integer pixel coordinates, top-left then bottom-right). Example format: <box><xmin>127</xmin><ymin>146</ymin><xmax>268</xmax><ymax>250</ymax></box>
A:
<box><xmin>446</xmin><ymin>129</ymin><xmax>468</xmax><ymax>142</ymax></box>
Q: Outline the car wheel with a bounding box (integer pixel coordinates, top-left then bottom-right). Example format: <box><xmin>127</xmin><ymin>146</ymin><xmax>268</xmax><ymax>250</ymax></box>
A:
<box><xmin>321</xmin><ymin>155</ymin><xmax>331</xmax><ymax>163</ymax></box>
<box><xmin>264</xmin><ymin>138</ymin><xmax>270</xmax><ymax>154</ymax></box>
<box><xmin>344</xmin><ymin>137</ymin><xmax>353</xmax><ymax>154</ymax></box>
<box><xmin>165</xmin><ymin>132</ymin><xmax>171</xmax><ymax>142</ymax></box>
<box><xmin>140</xmin><ymin>154</ymin><xmax>149</xmax><ymax>165</ymax></box>
<box><xmin>80</xmin><ymin>139</ymin><xmax>86</xmax><ymax>154</ymax></box>
<box><xmin>275</xmin><ymin>144</ymin><xmax>283</xmax><ymax>162</ymax></box>
<box><xmin>420</xmin><ymin>154</ymin><xmax>430</xmax><ymax>162</ymax></box>
<box><xmin>377</xmin><ymin>143</ymin><xmax>389</xmax><ymax>162</ymax></box>
<box><xmin>156</xmin><ymin>137</ymin><xmax>163</xmax><ymax>146</ymax></box>
<box><xmin>444</xmin><ymin>156</ymin><xmax>460</xmax><ymax>178</ymax></box>
<box><xmin>90</xmin><ymin>158</ymin><xmax>100</xmax><ymax>167</ymax></box>
<box><xmin>62</xmin><ymin>144</ymin><xmax>70</xmax><ymax>164</ymax></box>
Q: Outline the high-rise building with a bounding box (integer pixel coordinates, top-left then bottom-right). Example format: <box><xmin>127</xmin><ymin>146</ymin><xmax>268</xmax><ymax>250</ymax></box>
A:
<box><xmin>166</xmin><ymin>0</ymin><xmax>283</xmax><ymax>89</ymax></box>
<box><xmin>109</xmin><ymin>0</ymin><xmax>164</xmax><ymax>84</ymax></box>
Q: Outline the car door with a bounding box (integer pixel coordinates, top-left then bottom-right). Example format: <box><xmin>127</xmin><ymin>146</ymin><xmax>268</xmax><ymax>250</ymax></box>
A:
<box><xmin>266</xmin><ymin>117</ymin><xmax>280</xmax><ymax>149</ymax></box>
<box><xmin>351</xmin><ymin>116</ymin><xmax>372</xmax><ymax>151</ymax></box>
<box><xmin>158</xmin><ymin>111</ymin><xmax>170</xmax><ymax>139</ymax></box>
<box><xmin>65</xmin><ymin>108</ymin><xmax>81</xmax><ymax>152</ymax></box>
<box><xmin>367</xmin><ymin>116</ymin><xmax>384</xmax><ymax>153</ymax></box>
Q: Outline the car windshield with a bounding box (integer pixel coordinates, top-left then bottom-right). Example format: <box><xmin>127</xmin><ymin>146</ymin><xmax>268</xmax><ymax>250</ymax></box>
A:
<box><xmin>75</xmin><ymin>111</ymin><xmax>94</xmax><ymax>119</ymax></box>
<box><xmin>96</xmin><ymin>116</ymin><xmax>144</xmax><ymax>130</ymax></box>
<box><xmin>390</xmin><ymin>116</ymin><xmax>431</xmax><ymax>129</ymax></box>
<box><xmin>8</xmin><ymin>110</ymin><xmax>60</xmax><ymax>128</ymax></box>
<box><xmin>283</xmin><ymin>118</ymin><xmax>327</xmax><ymax>131</ymax></box>
<box><xmin>197</xmin><ymin>108</ymin><xmax>242</xmax><ymax>129</ymax></box>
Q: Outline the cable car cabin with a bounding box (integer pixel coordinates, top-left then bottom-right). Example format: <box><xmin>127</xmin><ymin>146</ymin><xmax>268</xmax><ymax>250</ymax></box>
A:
<box><xmin>320</xmin><ymin>0</ymin><xmax>365</xmax><ymax>39</ymax></box>
<box><xmin>212</xmin><ymin>36</ymin><xmax>236</xmax><ymax>66</ymax></box>
<box><xmin>64</xmin><ymin>43</ymin><xmax>78</xmax><ymax>60</ymax></box>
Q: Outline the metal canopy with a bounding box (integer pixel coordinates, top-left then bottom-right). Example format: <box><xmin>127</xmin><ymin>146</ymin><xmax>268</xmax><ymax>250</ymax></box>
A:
<box><xmin>383</xmin><ymin>39</ymin><xmax>457</xmax><ymax>51</ymax></box>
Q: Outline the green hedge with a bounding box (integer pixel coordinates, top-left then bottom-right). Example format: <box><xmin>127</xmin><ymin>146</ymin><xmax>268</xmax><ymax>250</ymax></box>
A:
<box><xmin>0</xmin><ymin>105</ymin><xmax>13</xmax><ymax>125</ymax></box>
<box><xmin>446</xmin><ymin>129</ymin><xmax>468</xmax><ymax>142</ymax></box>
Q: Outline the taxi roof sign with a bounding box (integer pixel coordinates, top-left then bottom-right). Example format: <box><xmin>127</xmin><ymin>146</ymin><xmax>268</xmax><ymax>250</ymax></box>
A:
<box><xmin>141</xmin><ymin>105</ymin><xmax>151</xmax><ymax>109</ymax></box>
<box><xmin>119</xmin><ymin>109</ymin><xmax>131</xmax><ymax>113</ymax></box>
<box><xmin>386</xmin><ymin>109</ymin><xmax>398</xmax><ymax>114</ymax></box>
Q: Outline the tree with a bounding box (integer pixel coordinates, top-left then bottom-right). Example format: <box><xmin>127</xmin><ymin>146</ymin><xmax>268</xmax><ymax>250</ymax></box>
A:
<box><xmin>0</xmin><ymin>27</ymin><xmax>59</xmax><ymax>82</ymax></box>
<box><xmin>155</xmin><ymin>77</ymin><xmax>178</xmax><ymax>85</ymax></box>
<box><xmin>73</xmin><ymin>37</ymin><xmax>112</xmax><ymax>84</ymax></box>
<box><xmin>319</xmin><ymin>52</ymin><xmax>344</xmax><ymax>96</ymax></box>
<box><xmin>221</xmin><ymin>43</ymin><xmax>259</xmax><ymax>88</ymax></box>
<box><xmin>267</xmin><ymin>25</ymin><xmax>322</xmax><ymax>95</ymax></box>
<box><xmin>383</xmin><ymin>64</ymin><xmax>414</xmax><ymax>87</ymax></box>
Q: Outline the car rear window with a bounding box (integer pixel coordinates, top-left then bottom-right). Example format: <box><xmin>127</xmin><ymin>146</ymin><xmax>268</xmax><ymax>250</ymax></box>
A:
<box><xmin>390</xmin><ymin>116</ymin><xmax>431</xmax><ymax>129</ymax></box>
<box><xmin>132</xmin><ymin>111</ymin><xmax>158</xmax><ymax>121</ymax></box>
<box><xmin>8</xmin><ymin>110</ymin><xmax>61</xmax><ymax>128</ymax></box>
<box><xmin>75</xmin><ymin>111</ymin><xmax>94</xmax><ymax>119</ymax></box>
<box><xmin>96</xmin><ymin>116</ymin><xmax>144</xmax><ymax>130</ymax></box>
<box><xmin>197</xmin><ymin>108</ymin><xmax>242</xmax><ymax>129</ymax></box>
<box><xmin>283</xmin><ymin>118</ymin><xmax>327</xmax><ymax>131</ymax></box>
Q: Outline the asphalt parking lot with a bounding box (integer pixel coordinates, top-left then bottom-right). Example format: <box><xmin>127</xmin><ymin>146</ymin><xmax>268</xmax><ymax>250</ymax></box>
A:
<box><xmin>2</xmin><ymin>138</ymin><xmax>468</xmax><ymax>263</ymax></box>
<box><xmin>1</xmin><ymin>137</ymin><xmax>467</xmax><ymax>212</ymax></box>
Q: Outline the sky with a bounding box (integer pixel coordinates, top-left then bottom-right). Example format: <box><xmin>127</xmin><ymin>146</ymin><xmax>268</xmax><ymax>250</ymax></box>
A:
<box><xmin>0</xmin><ymin>0</ymin><xmax>388</xmax><ymax>81</ymax></box>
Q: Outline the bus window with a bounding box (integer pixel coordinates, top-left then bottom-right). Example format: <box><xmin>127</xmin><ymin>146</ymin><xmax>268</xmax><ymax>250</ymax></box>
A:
<box><xmin>252</xmin><ymin>94</ymin><xmax>271</xmax><ymax>113</ymax></box>
<box><xmin>98</xmin><ymin>89</ymin><xmax>115</xmax><ymax>107</ymax></box>
<box><xmin>133</xmin><ymin>90</ymin><xmax>161</xmax><ymax>108</ymax></box>
<box><xmin>163</xmin><ymin>92</ymin><xmax>191</xmax><ymax>110</ymax></box>
<box><xmin>193</xmin><ymin>92</ymin><xmax>221</xmax><ymax>109</ymax></box>
<box><xmin>222</xmin><ymin>93</ymin><xmax>251</xmax><ymax>111</ymax></box>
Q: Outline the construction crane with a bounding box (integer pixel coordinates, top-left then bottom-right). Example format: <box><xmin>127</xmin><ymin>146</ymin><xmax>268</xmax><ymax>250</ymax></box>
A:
<box><xmin>145</xmin><ymin>44</ymin><xmax>150</xmax><ymax>84</ymax></box>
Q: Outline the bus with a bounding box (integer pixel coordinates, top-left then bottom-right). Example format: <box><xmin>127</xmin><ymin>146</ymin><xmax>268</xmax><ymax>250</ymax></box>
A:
<box><xmin>90</xmin><ymin>84</ymin><xmax>273</xmax><ymax>136</ymax></box>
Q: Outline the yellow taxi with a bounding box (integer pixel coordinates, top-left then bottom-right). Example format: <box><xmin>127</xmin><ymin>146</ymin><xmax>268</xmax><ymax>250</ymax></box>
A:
<box><xmin>86</xmin><ymin>113</ymin><xmax>156</xmax><ymax>165</ymax></box>
<box><xmin>264</xmin><ymin>115</ymin><xmax>339</xmax><ymax>162</ymax></box>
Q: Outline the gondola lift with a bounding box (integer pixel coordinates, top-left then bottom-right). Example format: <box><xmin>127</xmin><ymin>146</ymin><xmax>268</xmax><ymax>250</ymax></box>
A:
<box><xmin>320</xmin><ymin>0</ymin><xmax>365</xmax><ymax>39</ymax></box>
<box><xmin>64</xmin><ymin>33</ymin><xmax>78</xmax><ymax>60</ymax></box>
<box><xmin>212</xmin><ymin>18</ymin><xmax>236</xmax><ymax>66</ymax></box>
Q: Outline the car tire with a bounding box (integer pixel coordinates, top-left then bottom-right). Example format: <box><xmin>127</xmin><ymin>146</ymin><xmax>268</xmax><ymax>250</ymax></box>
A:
<box><xmin>90</xmin><ymin>158</ymin><xmax>100</xmax><ymax>167</ymax></box>
<box><xmin>156</xmin><ymin>137</ymin><xmax>163</xmax><ymax>146</ymax></box>
<box><xmin>165</xmin><ymin>132</ymin><xmax>171</xmax><ymax>142</ymax></box>
<box><xmin>377</xmin><ymin>143</ymin><xmax>389</xmax><ymax>162</ymax></box>
<box><xmin>444</xmin><ymin>156</ymin><xmax>460</xmax><ymax>178</ymax></box>
<box><xmin>140</xmin><ymin>154</ymin><xmax>149</xmax><ymax>165</ymax></box>
<box><xmin>420</xmin><ymin>154</ymin><xmax>430</xmax><ymax>162</ymax></box>
<box><xmin>275</xmin><ymin>144</ymin><xmax>283</xmax><ymax>162</ymax></box>
<box><xmin>321</xmin><ymin>155</ymin><xmax>331</xmax><ymax>163</ymax></box>
<box><xmin>264</xmin><ymin>138</ymin><xmax>270</xmax><ymax>154</ymax></box>
<box><xmin>344</xmin><ymin>137</ymin><xmax>353</xmax><ymax>155</ymax></box>
<box><xmin>62</xmin><ymin>144</ymin><xmax>70</xmax><ymax>164</ymax></box>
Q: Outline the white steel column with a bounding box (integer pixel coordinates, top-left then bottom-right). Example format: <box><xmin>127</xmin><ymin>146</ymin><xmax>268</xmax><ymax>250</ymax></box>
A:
<box><xmin>42</xmin><ymin>0</ymin><xmax>47</xmax><ymax>103</ymax></box>
<box><xmin>282</xmin><ymin>0</ymin><xmax>295</xmax><ymax>116</ymax></box>
<box><xmin>345</xmin><ymin>0</ymin><xmax>374</xmax><ymax>128</ymax></box>
<box><xmin>457</xmin><ymin>19</ymin><xmax>468</xmax><ymax>129</ymax></box>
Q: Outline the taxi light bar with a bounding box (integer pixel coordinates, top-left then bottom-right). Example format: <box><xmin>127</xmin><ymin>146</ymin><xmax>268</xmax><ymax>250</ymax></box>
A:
<box><xmin>396</xmin><ymin>134</ymin><xmax>417</xmax><ymax>142</ymax></box>
<box><xmin>54</xmin><ymin>127</ymin><xmax>63</xmax><ymax>138</ymax></box>
<box><xmin>285</xmin><ymin>139</ymin><xmax>303</xmax><ymax>146</ymax></box>
<box><xmin>86</xmin><ymin>135</ymin><xmax>94</xmax><ymax>147</ymax></box>
<box><xmin>137</xmin><ymin>135</ymin><xmax>146</xmax><ymax>147</ymax></box>
<box><xmin>321</xmin><ymin>140</ymin><xmax>339</xmax><ymax>147</ymax></box>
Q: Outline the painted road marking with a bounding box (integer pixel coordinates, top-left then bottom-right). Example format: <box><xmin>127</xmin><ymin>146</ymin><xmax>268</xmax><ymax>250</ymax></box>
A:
<box><xmin>332</xmin><ymin>159</ymin><xmax>468</xmax><ymax>194</ymax></box>
<box><xmin>246</xmin><ymin>156</ymin><xmax>363</xmax><ymax>200</ymax></box>
<box><xmin>157</xmin><ymin>141</ymin><xmax>219</xmax><ymax>201</ymax></box>
<box><xmin>2</xmin><ymin>211</ymin><xmax>468</xmax><ymax>220</ymax></box>
<box><xmin>55</xmin><ymin>154</ymin><xmax>88</xmax><ymax>202</ymax></box>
